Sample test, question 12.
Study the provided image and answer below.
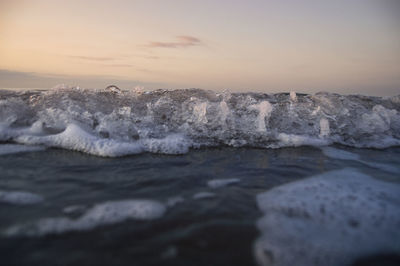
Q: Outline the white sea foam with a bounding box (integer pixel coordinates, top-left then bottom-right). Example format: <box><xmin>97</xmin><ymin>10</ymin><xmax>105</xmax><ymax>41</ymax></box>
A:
<box><xmin>249</xmin><ymin>101</ymin><xmax>273</xmax><ymax>132</ymax></box>
<box><xmin>254</xmin><ymin>168</ymin><xmax>400</xmax><ymax>266</ymax></box>
<box><xmin>319</xmin><ymin>118</ymin><xmax>330</xmax><ymax>138</ymax></box>
<box><xmin>16</xmin><ymin>123</ymin><xmax>144</xmax><ymax>157</ymax></box>
<box><xmin>0</xmin><ymin>87</ymin><xmax>399</xmax><ymax>156</ymax></box>
<box><xmin>142</xmin><ymin>134</ymin><xmax>190</xmax><ymax>154</ymax></box>
<box><xmin>193</xmin><ymin>192</ymin><xmax>216</xmax><ymax>199</ymax></box>
<box><xmin>0</xmin><ymin>190</ymin><xmax>44</xmax><ymax>205</ymax></box>
<box><xmin>0</xmin><ymin>144</ymin><xmax>45</xmax><ymax>156</ymax></box>
<box><xmin>62</xmin><ymin>205</ymin><xmax>87</xmax><ymax>215</ymax></box>
<box><xmin>5</xmin><ymin>199</ymin><xmax>166</xmax><ymax>236</ymax></box>
<box><xmin>321</xmin><ymin>146</ymin><xmax>360</xmax><ymax>160</ymax></box>
<box><xmin>207</xmin><ymin>178</ymin><xmax>240</xmax><ymax>189</ymax></box>
<box><xmin>322</xmin><ymin>147</ymin><xmax>400</xmax><ymax>174</ymax></box>
<box><xmin>16</xmin><ymin>123</ymin><xmax>190</xmax><ymax>156</ymax></box>
<box><xmin>219</xmin><ymin>100</ymin><xmax>230</xmax><ymax>125</ymax></box>
<box><xmin>166</xmin><ymin>196</ymin><xmax>184</xmax><ymax>207</ymax></box>
<box><xmin>289</xmin><ymin>91</ymin><xmax>297</xmax><ymax>102</ymax></box>
<box><xmin>193</xmin><ymin>101</ymin><xmax>208</xmax><ymax>124</ymax></box>
<box><xmin>277</xmin><ymin>133</ymin><xmax>329</xmax><ymax>147</ymax></box>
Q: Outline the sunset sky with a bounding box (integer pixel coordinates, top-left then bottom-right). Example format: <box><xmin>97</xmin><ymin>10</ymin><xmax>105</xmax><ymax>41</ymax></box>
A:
<box><xmin>1</xmin><ymin>0</ymin><xmax>399</xmax><ymax>95</ymax></box>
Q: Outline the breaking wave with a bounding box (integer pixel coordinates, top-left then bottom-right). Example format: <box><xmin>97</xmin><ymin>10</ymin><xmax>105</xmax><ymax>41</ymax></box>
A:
<box><xmin>0</xmin><ymin>86</ymin><xmax>399</xmax><ymax>156</ymax></box>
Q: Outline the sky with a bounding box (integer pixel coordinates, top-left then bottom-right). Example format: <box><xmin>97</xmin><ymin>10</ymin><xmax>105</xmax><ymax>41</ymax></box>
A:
<box><xmin>0</xmin><ymin>0</ymin><xmax>399</xmax><ymax>95</ymax></box>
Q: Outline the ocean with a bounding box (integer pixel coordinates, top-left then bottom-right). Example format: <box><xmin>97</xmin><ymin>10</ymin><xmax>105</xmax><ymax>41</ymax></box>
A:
<box><xmin>0</xmin><ymin>87</ymin><xmax>399</xmax><ymax>266</ymax></box>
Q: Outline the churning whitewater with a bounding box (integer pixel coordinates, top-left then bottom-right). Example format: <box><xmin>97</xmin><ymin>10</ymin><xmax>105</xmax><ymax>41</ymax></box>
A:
<box><xmin>1</xmin><ymin>86</ymin><xmax>399</xmax><ymax>156</ymax></box>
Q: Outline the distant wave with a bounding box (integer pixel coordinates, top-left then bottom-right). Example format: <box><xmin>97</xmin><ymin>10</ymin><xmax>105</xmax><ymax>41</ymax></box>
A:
<box><xmin>0</xmin><ymin>86</ymin><xmax>399</xmax><ymax>156</ymax></box>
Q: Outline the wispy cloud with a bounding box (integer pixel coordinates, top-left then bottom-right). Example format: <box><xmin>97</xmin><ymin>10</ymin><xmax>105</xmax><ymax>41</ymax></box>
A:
<box><xmin>68</xmin><ymin>55</ymin><xmax>116</xmax><ymax>61</ymax></box>
<box><xmin>147</xmin><ymin>35</ymin><xmax>202</xmax><ymax>49</ymax></box>
<box><xmin>106</xmin><ymin>64</ymin><xmax>135</xmax><ymax>68</ymax></box>
<box><xmin>68</xmin><ymin>56</ymin><xmax>137</xmax><ymax>68</ymax></box>
<box><xmin>136</xmin><ymin>68</ymin><xmax>151</xmax><ymax>72</ymax></box>
<box><xmin>119</xmin><ymin>54</ymin><xmax>159</xmax><ymax>60</ymax></box>
<box><xmin>139</xmin><ymin>55</ymin><xmax>160</xmax><ymax>59</ymax></box>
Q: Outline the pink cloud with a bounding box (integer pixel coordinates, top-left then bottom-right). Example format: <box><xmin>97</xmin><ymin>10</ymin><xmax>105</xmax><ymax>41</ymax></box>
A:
<box><xmin>68</xmin><ymin>56</ymin><xmax>116</xmax><ymax>61</ymax></box>
<box><xmin>148</xmin><ymin>35</ymin><xmax>202</xmax><ymax>49</ymax></box>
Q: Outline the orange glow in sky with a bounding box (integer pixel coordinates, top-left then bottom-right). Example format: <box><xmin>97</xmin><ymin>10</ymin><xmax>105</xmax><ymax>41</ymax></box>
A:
<box><xmin>1</xmin><ymin>0</ymin><xmax>399</xmax><ymax>95</ymax></box>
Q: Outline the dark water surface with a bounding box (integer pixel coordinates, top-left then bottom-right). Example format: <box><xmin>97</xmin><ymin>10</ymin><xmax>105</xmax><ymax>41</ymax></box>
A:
<box><xmin>0</xmin><ymin>146</ymin><xmax>399</xmax><ymax>266</ymax></box>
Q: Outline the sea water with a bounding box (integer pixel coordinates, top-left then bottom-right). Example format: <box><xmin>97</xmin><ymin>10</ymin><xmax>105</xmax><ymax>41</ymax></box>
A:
<box><xmin>0</xmin><ymin>87</ymin><xmax>399</xmax><ymax>265</ymax></box>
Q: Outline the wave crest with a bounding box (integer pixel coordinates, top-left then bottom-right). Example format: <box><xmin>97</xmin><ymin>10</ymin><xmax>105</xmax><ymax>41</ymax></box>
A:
<box><xmin>1</xmin><ymin>87</ymin><xmax>399</xmax><ymax>156</ymax></box>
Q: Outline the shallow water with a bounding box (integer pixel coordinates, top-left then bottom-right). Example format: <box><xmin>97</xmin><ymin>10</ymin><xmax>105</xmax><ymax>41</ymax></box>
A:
<box><xmin>1</xmin><ymin>85</ymin><xmax>400</xmax><ymax>265</ymax></box>
<box><xmin>0</xmin><ymin>146</ymin><xmax>399</xmax><ymax>266</ymax></box>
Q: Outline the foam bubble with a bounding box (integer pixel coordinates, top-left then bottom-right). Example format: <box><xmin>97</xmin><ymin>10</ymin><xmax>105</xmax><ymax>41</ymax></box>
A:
<box><xmin>255</xmin><ymin>168</ymin><xmax>400</xmax><ymax>266</ymax></box>
<box><xmin>5</xmin><ymin>199</ymin><xmax>166</xmax><ymax>236</ymax></box>
<box><xmin>207</xmin><ymin>178</ymin><xmax>240</xmax><ymax>189</ymax></box>
<box><xmin>0</xmin><ymin>190</ymin><xmax>44</xmax><ymax>205</ymax></box>
<box><xmin>0</xmin><ymin>144</ymin><xmax>45</xmax><ymax>156</ymax></box>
